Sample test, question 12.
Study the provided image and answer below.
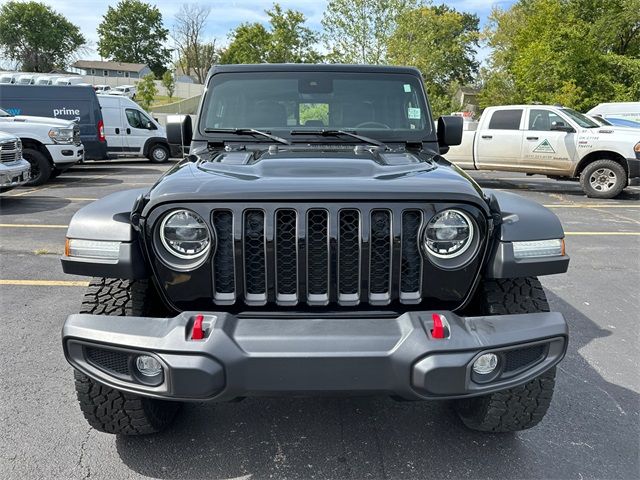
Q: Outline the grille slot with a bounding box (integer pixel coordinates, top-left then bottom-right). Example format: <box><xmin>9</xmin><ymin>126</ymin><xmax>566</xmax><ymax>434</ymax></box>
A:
<box><xmin>243</xmin><ymin>209</ymin><xmax>267</xmax><ymax>304</ymax></box>
<box><xmin>212</xmin><ymin>210</ymin><xmax>235</xmax><ymax>303</ymax></box>
<box><xmin>0</xmin><ymin>140</ymin><xmax>20</xmax><ymax>163</ymax></box>
<box><xmin>86</xmin><ymin>347</ymin><xmax>130</xmax><ymax>375</ymax></box>
<box><xmin>504</xmin><ymin>344</ymin><xmax>545</xmax><ymax>372</ymax></box>
<box><xmin>208</xmin><ymin>205</ymin><xmax>432</xmax><ymax>307</ymax></box>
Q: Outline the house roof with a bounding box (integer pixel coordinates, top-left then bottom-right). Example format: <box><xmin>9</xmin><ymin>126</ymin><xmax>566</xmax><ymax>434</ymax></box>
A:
<box><xmin>71</xmin><ymin>60</ymin><xmax>148</xmax><ymax>72</ymax></box>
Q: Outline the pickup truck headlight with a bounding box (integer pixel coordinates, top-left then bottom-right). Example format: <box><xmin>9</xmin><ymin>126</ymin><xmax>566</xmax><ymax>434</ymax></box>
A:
<box><xmin>423</xmin><ymin>209</ymin><xmax>474</xmax><ymax>258</ymax></box>
<box><xmin>160</xmin><ymin>209</ymin><xmax>212</xmax><ymax>259</ymax></box>
<box><xmin>634</xmin><ymin>142</ymin><xmax>640</xmax><ymax>154</ymax></box>
<box><xmin>48</xmin><ymin>127</ymin><xmax>75</xmax><ymax>144</ymax></box>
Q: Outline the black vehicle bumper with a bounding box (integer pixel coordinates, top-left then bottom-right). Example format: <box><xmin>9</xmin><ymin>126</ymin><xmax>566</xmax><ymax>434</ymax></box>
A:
<box><xmin>82</xmin><ymin>139</ymin><xmax>109</xmax><ymax>160</ymax></box>
<box><xmin>62</xmin><ymin>310</ymin><xmax>568</xmax><ymax>402</ymax></box>
<box><xmin>627</xmin><ymin>157</ymin><xmax>640</xmax><ymax>179</ymax></box>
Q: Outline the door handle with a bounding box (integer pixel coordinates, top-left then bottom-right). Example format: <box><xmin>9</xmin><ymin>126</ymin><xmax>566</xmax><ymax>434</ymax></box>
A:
<box><xmin>126</xmin><ymin>128</ymin><xmax>131</xmax><ymax>134</ymax></box>
<box><xmin>481</xmin><ymin>135</ymin><xmax>492</xmax><ymax>139</ymax></box>
<box><xmin>527</xmin><ymin>136</ymin><xmax>539</xmax><ymax>140</ymax></box>
<box><xmin>115</xmin><ymin>128</ymin><xmax>120</xmax><ymax>134</ymax></box>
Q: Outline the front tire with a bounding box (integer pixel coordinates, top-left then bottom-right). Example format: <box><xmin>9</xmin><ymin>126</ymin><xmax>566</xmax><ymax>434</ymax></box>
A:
<box><xmin>23</xmin><ymin>148</ymin><xmax>52</xmax><ymax>186</ymax></box>
<box><xmin>147</xmin><ymin>143</ymin><xmax>170</xmax><ymax>163</ymax></box>
<box><xmin>73</xmin><ymin>278</ymin><xmax>180</xmax><ymax>435</ymax></box>
<box><xmin>579</xmin><ymin>159</ymin><xmax>627</xmax><ymax>199</ymax></box>
<box><xmin>454</xmin><ymin>277</ymin><xmax>557</xmax><ymax>432</ymax></box>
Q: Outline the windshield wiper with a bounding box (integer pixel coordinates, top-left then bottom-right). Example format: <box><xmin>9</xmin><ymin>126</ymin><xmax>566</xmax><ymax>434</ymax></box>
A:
<box><xmin>290</xmin><ymin>129</ymin><xmax>387</xmax><ymax>148</ymax></box>
<box><xmin>203</xmin><ymin>128</ymin><xmax>291</xmax><ymax>145</ymax></box>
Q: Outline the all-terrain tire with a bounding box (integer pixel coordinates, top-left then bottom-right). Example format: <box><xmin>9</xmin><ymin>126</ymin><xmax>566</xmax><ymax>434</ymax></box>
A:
<box><xmin>454</xmin><ymin>277</ymin><xmax>557</xmax><ymax>432</ymax></box>
<box><xmin>73</xmin><ymin>278</ymin><xmax>180</xmax><ymax>435</ymax></box>
<box><xmin>579</xmin><ymin>159</ymin><xmax>627</xmax><ymax>199</ymax></box>
<box><xmin>23</xmin><ymin>148</ymin><xmax>52</xmax><ymax>186</ymax></box>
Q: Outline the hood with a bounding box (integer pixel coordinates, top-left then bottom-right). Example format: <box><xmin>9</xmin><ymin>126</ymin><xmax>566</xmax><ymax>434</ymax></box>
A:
<box><xmin>10</xmin><ymin>115</ymin><xmax>75</xmax><ymax>128</ymax></box>
<box><xmin>580</xmin><ymin>127</ymin><xmax>640</xmax><ymax>141</ymax></box>
<box><xmin>145</xmin><ymin>147</ymin><xmax>488</xmax><ymax>211</ymax></box>
<box><xmin>0</xmin><ymin>131</ymin><xmax>17</xmax><ymax>141</ymax></box>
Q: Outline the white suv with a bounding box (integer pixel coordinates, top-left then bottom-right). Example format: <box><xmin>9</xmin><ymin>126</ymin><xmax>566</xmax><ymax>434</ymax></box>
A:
<box><xmin>110</xmin><ymin>85</ymin><xmax>136</xmax><ymax>99</ymax></box>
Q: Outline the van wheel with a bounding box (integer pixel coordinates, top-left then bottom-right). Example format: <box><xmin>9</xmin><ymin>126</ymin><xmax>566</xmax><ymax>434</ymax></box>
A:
<box><xmin>580</xmin><ymin>159</ymin><xmax>627</xmax><ymax>199</ymax></box>
<box><xmin>148</xmin><ymin>143</ymin><xmax>169</xmax><ymax>163</ymax></box>
<box><xmin>23</xmin><ymin>148</ymin><xmax>52</xmax><ymax>186</ymax></box>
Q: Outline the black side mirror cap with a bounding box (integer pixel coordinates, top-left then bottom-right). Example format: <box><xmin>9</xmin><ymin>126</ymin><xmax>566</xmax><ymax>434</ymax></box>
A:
<box><xmin>166</xmin><ymin>115</ymin><xmax>193</xmax><ymax>146</ymax></box>
<box><xmin>437</xmin><ymin>115</ymin><xmax>464</xmax><ymax>154</ymax></box>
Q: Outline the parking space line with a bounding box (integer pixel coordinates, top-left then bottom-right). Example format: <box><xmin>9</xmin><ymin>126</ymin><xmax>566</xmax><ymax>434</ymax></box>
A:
<box><xmin>0</xmin><ymin>223</ymin><xmax>68</xmax><ymax>228</ymax></box>
<box><xmin>0</xmin><ymin>280</ymin><xmax>89</xmax><ymax>287</ymax></box>
<box><xmin>565</xmin><ymin>232</ymin><xmax>640</xmax><ymax>235</ymax></box>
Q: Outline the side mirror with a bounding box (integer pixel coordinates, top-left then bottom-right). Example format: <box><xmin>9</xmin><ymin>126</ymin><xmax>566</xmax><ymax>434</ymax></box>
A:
<box><xmin>437</xmin><ymin>115</ymin><xmax>464</xmax><ymax>154</ymax></box>
<box><xmin>550</xmin><ymin>121</ymin><xmax>574</xmax><ymax>133</ymax></box>
<box><xmin>166</xmin><ymin>114</ymin><xmax>193</xmax><ymax>152</ymax></box>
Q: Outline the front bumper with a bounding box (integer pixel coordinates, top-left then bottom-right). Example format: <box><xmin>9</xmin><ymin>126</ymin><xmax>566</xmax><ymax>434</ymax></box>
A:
<box><xmin>0</xmin><ymin>159</ymin><xmax>31</xmax><ymax>189</ymax></box>
<box><xmin>627</xmin><ymin>157</ymin><xmax>640</xmax><ymax>179</ymax></box>
<box><xmin>62</xmin><ymin>310</ymin><xmax>567</xmax><ymax>402</ymax></box>
<box><xmin>46</xmin><ymin>143</ymin><xmax>84</xmax><ymax>165</ymax></box>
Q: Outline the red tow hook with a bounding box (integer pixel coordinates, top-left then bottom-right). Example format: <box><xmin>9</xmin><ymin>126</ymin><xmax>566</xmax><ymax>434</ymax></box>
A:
<box><xmin>430</xmin><ymin>313</ymin><xmax>448</xmax><ymax>339</ymax></box>
<box><xmin>191</xmin><ymin>314</ymin><xmax>205</xmax><ymax>340</ymax></box>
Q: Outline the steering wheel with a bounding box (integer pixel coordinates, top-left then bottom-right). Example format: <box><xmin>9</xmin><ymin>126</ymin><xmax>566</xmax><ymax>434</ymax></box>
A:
<box><xmin>355</xmin><ymin>121</ymin><xmax>391</xmax><ymax>129</ymax></box>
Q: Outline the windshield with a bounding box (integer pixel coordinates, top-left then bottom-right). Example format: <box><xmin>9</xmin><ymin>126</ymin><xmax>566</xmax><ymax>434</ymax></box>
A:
<box><xmin>0</xmin><ymin>108</ymin><xmax>12</xmax><ymax>117</ymax></box>
<box><xmin>560</xmin><ymin>108</ymin><xmax>600</xmax><ymax>128</ymax></box>
<box><xmin>200</xmin><ymin>71</ymin><xmax>432</xmax><ymax>143</ymax></box>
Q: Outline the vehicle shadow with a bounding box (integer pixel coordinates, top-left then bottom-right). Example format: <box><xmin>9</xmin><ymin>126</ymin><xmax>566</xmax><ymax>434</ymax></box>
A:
<box><xmin>0</xmin><ymin>195</ymin><xmax>71</xmax><ymax>215</ymax></box>
<box><xmin>115</xmin><ymin>289</ymin><xmax>639</xmax><ymax>480</ymax></box>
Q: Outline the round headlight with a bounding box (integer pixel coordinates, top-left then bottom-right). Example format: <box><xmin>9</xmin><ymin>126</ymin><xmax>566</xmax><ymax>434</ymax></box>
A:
<box><xmin>160</xmin><ymin>209</ymin><xmax>211</xmax><ymax>259</ymax></box>
<box><xmin>423</xmin><ymin>209</ymin><xmax>473</xmax><ymax>258</ymax></box>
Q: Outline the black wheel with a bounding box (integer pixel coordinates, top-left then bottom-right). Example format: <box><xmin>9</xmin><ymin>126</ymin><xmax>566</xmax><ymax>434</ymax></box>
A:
<box><xmin>73</xmin><ymin>278</ymin><xmax>180</xmax><ymax>435</ymax></box>
<box><xmin>147</xmin><ymin>143</ymin><xmax>170</xmax><ymax>163</ymax></box>
<box><xmin>579</xmin><ymin>159</ymin><xmax>627</xmax><ymax>199</ymax></box>
<box><xmin>22</xmin><ymin>148</ymin><xmax>52</xmax><ymax>186</ymax></box>
<box><xmin>454</xmin><ymin>277</ymin><xmax>557</xmax><ymax>432</ymax></box>
<box><xmin>49</xmin><ymin>169</ymin><xmax>62</xmax><ymax>179</ymax></box>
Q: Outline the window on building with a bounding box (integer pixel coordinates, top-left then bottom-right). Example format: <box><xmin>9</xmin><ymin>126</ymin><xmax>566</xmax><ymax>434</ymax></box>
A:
<box><xmin>125</xmin><ymin>72</ymin><xmax>130</xmax><ymax>78</ymax></box>
<box><xmin>103</xmin><ymin>70</ymin><xmax>109</xmax><ymax>77</ymax></box>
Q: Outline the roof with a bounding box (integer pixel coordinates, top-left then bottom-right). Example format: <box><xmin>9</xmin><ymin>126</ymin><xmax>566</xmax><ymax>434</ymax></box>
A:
<box><xmin>210</xmin><ymin>63</ymin><xmax>422</xmax><ymax>76</ymax></box>
<box><xmin>71</xmin><ymin>60</ymin><xmax>148</xmax><ymax>72</ymax></box>
<box><xmin>456</xmin><ymin>86</ymin><xmax>480</xmax><ymax>95</ymax></box>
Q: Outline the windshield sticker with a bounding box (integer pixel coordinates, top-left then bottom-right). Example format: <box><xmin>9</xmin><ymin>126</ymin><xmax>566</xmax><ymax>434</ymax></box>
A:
<box><xmin>408</xmin><ymin>107</ymin><xmax>421</xmax><ymax>119</ymax></box>
<box><xmin>403</xmin><ymin>84</ymin><xmax>412</xmax><ymax>93</ymax></box>
<box><xmin>533</xmin><ymin>139</ymin><xmax>555</xmax><ymax>153</ymax></box>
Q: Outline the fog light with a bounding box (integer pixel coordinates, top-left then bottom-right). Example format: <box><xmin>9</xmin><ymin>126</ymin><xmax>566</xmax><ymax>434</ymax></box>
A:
<box><xmin>135</xmin><ymin>355</ymin><xmax>162</xmax><ymax>377</ymax></box>
<box><xmin>473</xmin><ymin>353</ymin><xmax>498</xmax><ymax>375</ymax></box>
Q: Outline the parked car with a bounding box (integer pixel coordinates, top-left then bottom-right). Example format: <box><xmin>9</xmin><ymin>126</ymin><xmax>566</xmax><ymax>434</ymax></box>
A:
<box><xmin>15</xmin><ymin>74</ymin><xmax>35</xmax><ymax>85</ymax></box>
<box><xmin>61</xmin><ymin>64</ymin><xmax>570</xmax><ymax>436</ymax></box>
<box><xmin>0</xmin><ymin>130</ymin><xmax>31</xmax><ymax>192</ymax></box>
<box><xmin>0</xmin><ymin>84</ymin><xmax>108</xmax><ymax>160</ymax></box>
<box><xmin>587</xmin><ymin>102</ymin><xmax>640</xmax><ymax>124</ymax></box>
<box><xmin>54</xmin><ymin>76</ymin><xmax>85</xmax><ymax>86</ymax></box>
<box><xmin>98</xmin><ymin>95</ymin><xmax>171</xmax><ymax>162</ymax></box>
<box><xmin>34</xmin><ymin>75</ymin><xmax>56</xmax><ymax>86</ymax></box>
<box><xmin>446</xmin><ymin>105</ymin><xmax>640</xmax><ymax>198</ymax></box>
<box><xmin>94</xmin><ymin>85</ymin><xmax>111</xmax><ymax>94</ymax></box>
<box><xmin>109</xmin><ymin>85</ymin><xmax>136</xmax><ymax>99</ymax></box>
<box><xmin>601</xmin><ymin>117</ymin><xmax>640</xmax><ymax>129</ymax></box>
<box><xmin>0</xmin><ymin>108</ymin><xmax>83</xmax><ymax>185</ymax></box>
<box><xmin>0</xmin><ymin>73</ymin><xmax>15</xmax><ymax>84</ymax></box>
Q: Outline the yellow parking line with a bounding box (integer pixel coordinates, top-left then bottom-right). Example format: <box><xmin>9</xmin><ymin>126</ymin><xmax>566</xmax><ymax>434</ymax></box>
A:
<box><xmin>565</xmin><ymin>232</ymin><xmax>640</xmax><ymax>235</ymax></box>
<box><xmin>0</xmin><ymin>280</ymin><xmax>89</xmax><ymax>287</ymax></box>
<box><xmin>544</xmin><ymin>204</ymin><xmax>640</xmax><ymax>208</ymax></box>
<box><xmin>0</xmin><ymin>223</ymin><xmax>68</xmax><ymax>228</ymax></box>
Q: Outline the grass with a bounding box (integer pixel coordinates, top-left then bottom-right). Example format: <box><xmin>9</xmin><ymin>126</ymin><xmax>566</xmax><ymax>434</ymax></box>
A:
<box><xmin>150</xmin><ymin>95</ymin><xmax>183</xmax><ymax>107</ymax></box>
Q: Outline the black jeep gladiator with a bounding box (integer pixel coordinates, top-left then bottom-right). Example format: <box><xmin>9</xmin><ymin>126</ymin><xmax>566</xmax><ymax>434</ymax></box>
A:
<box><xmin>61</xmin><ymin>64</ymin><xmax>570</xmax><ymax>435</ymax></box>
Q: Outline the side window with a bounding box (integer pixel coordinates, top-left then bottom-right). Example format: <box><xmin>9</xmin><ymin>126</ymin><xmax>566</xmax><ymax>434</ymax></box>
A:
<box><xmin>488</xmin><ymin>109</ymin><xmax>523</xmax><ymax>130</ymax></box>
<box><xmin>138</xmin><ymin>111</ymin><xmax>156</xmax><ymax>130</ymax></box>
<box><xmin>528</xmin><ymin>109</ymin><xmax>566</xmax><ymax>131</ymax></box>
<box><xmin>125</xmin><ymin>109</ymin><xmax>144</xmax><ymax>129</ymax></box>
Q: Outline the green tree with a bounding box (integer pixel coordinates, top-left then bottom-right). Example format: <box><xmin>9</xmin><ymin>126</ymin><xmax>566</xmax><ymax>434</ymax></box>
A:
<box><xmin>479</xmin><ymin>0</ymin><xmax>640</xmax><ymax>111</ymax></box>
<box><xmin>387</xmin><ymin>4</ymin><xmax>480</xmax><ymax>117</ymax></box>
<box><xmin>321</xmin><ymin>0</ymin><xmax>416</xmax><ymax>64</ymax></box>
<box><xmin>136</xmin><ymin>73</ymin><xmax>157</xmax><ymax>110</ymax></box>
<box><xmin>219</xmin><ymin>3</ymin><xmax>321</xmax><ymax>64</ymax></box>
<box><xmin>0</xmin><ymin>1</ymin><xmax>85</xmax><ymax>72</ymax></box>
<box><xmin>97</xmin><ymin>0</ymin><xmax>170</xmax><ymax>76</ymax></box>
<box><xmin>161</xmin><ymin>71</ymin><xmax>175</xmax><ymax>100</ymax></box>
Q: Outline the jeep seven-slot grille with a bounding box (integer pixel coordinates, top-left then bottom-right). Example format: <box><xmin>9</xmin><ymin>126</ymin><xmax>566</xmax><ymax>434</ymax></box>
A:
<box><xmin>211</xmin><ymin>205</ymin><xmax>424</xmax><ymax>307</ymax></box>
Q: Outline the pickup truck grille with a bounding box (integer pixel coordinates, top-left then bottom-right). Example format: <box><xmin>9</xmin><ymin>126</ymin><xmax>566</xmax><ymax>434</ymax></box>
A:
<box><xmin>0</xmin><ymin>140</ymin><xmax>20</xmax><ymax>163</ymax></box>
<box><xmin>73</xmin><ymin>125</ymin><xmax>81</xmax><ymax>145</ymax></box>
<box><xmin>210</xmin><ymin>204</ymin><xmax>426</xmax><ymax>307</ymax></box>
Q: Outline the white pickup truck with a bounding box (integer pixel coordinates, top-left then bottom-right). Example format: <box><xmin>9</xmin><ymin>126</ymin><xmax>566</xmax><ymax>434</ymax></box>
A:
<box><xmin>0</xmin><ymin>108</ymin><xmax>84</xmax><ymax>185</ymax></box>
<box><xmin>446</xmin><ymin>105</ymin><xmax>640</xmax><ymax>198</ymax></box>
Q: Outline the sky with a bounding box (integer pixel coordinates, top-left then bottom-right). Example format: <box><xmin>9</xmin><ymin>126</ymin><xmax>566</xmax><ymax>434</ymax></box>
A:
<box><xmin>9</xmin><ymin>0</ymin><xmax>517</xmax><ymax>61</ymax></box>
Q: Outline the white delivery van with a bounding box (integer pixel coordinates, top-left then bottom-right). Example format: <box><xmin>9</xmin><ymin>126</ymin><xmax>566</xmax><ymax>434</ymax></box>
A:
<box><xmin>97</xmin><ymin>95</ymin><xmax>171</xmax><ymax>162</ymax></box>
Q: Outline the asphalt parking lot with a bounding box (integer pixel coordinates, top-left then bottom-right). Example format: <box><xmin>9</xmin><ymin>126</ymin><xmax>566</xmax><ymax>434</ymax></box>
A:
<box><xmin>1</xmin><ymin>160</ymin><xmax>638</xmax><ymax>480</ymax></box>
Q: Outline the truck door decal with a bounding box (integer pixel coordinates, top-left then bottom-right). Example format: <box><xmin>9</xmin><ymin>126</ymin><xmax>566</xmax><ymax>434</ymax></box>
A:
<box><xmin>533</xmin><ymin>139</ymin><xmax>555</xmax><ymax>153</ymax></box>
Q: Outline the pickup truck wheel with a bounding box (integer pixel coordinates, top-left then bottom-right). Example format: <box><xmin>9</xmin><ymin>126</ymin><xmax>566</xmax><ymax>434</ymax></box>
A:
<box><xmin>148</xmin><ymin>143</ymin><xmax>169</xmax><ymax>163</ymax></box>
<box><xmin>22</xmin><ymin>148</ymin><xmax>52</xmax><ymax>186</ymax></box>
<box><xmin>580</xmin><ymin>159</ymin><xmax>627</xmax><ymax>199</ymax></box>
<box><xmin>73</xmin><ymin>278</ymin><xmax>180</xmax><ymax>435</ymax></box>
<box><xmin>454</xmin><ymin>277</ymin><xmax>557</xmax><ymax>432</ymax></box>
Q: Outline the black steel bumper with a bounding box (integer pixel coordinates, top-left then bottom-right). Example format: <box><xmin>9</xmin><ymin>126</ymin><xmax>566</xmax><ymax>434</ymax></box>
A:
<box><xmin>62</xmin><ymin>310</ymin><xmax>567</xmax><ymax>402</ymax></box>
